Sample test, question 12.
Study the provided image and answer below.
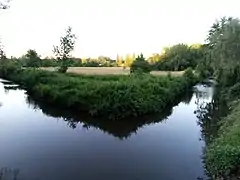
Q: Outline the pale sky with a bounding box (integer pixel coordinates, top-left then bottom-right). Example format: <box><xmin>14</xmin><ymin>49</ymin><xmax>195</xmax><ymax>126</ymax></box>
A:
<box><xmin>0</xmin><ymin>0</ymin><xmax>239</xmax><ymax>59</ymax></box>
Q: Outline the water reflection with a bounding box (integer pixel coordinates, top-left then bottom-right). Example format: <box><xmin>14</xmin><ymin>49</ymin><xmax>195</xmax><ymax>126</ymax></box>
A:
<box><xmin>21</xmin><ymin>89</ymin><xmax>195</xmax><ymax>140</ymax></box>
<box><xmin>194</xmin><ymin>83</ymin><xmax>230</xmax><ymax>179</ymax></box>
<box><xmin>0</xmin><ymin>168</ymin><xmax>20</xmax><ymax>180</ymax></box>
<box><xmin>26</xmin><ymin>96</ymin><xmax>171</xmax><ymax>139</ymax></box>
<box><xmin>1</xmin><ymin>80</ymin><xmax>21</xmax><ymax>95</ymax></box>
<box><xmin>194</xmin><ymin>84</ymin><xmax>229</xmax><ymax>145</ymax></box>
<box><xmin>0</xmin><ymin>79</ymin><xmax>215</xmax><ymax>180</ymax></box>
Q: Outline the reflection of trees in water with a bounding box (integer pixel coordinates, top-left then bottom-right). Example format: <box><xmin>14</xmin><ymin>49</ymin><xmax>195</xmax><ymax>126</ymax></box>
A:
<box><xmin>193</xmin><ymin>83</ymin><xmax>231</xmax><ymax>179</ymax></box>
<box><xmin>26</xmin><ymin>95</ymin><xmax>173</xmax><ymax>139</ymax></box>
<box><xmin>194</xmin><ymin>82</ymin><xmax>240</xmax><ymax>179</ymax></box>
<box><xmin>0</xmin><ymin>168</ymin><xmax>20</xmax><ymax>180</ymax></box>
<box><xmin>181</xmin><ymin>89</ymin><xmax>194</xmax><ymax>105</ymax></box>
<box><xmin>2</xmin><ymin>85</ymin><xmax>21</xmax><ymax>94</ymax></box>
<box><xmin>194</xmin><ymin>85</ymin><xmax>229</xmax><ymax>145</ymax></box>
<box><xmin>194</xmin><ymin>85</ymin><xmax>213</xmax><ymax>105</ymax></box>
<box><xmin>26</xmin><ymin>90</ymin><xmax>194</xmax><ymax>140</ymax></box>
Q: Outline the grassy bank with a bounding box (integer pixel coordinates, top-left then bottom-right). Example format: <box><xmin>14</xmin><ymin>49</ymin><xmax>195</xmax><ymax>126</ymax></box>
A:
<box><xmin>0</xmin><ymin>65</ymin><xmax>197</xmax><ymax>120</ymax></box>
<box><xmin>202</xmin><ymin>82</ymin><xmax>240</xmax><ymax>179</ymax></box>
<box><xmin>205</xmin><ymin>100</ymin><xmax>240</xmax><ymax>179</ymax></box>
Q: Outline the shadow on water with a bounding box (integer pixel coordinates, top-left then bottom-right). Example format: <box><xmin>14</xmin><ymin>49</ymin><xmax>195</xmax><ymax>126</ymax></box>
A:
<box><xmin>24</xmin><ymin>89</ymin><xmax>193</xmax><ymax>140</ymax></box>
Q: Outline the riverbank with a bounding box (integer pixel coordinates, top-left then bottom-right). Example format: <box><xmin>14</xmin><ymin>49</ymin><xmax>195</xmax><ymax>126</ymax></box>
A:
<box><xmin>204</xmin><ymin>84</ymin><xmax>240</xmax><ymax>179</ymax></box>
<box><xmin>0</xmin><ymin>66</ymin><xmax>197</xmax><ymax>120</ymax></box>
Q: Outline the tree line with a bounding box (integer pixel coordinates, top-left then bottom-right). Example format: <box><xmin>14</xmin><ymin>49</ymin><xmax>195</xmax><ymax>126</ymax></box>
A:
<box><xmin>1</xmin><ymin>42</ymin><xmax>207</xmax><ymax>71</ymax></box>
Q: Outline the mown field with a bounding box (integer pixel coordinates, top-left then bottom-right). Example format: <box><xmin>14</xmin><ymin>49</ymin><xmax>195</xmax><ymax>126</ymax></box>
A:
<box><xmin>40</xmin><ymin>67</ymin><xmax>184</xmax><ymax>76</ymax></box>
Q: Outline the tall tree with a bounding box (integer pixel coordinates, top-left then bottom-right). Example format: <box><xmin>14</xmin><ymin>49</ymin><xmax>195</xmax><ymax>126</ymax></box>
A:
<box><xmin>207</xmin><ymin>17</ymin><xmax>240</xmax><ymax>86</ymax></box>
<box><xmin>156</xmin><ymin>44</ymin><xmax>194</xmax><ymax>71</ymax></box>
<box><xmin>24</xmin><ymin>49</ymin><xmax>41</xmax><ymax>67</ymax></box>
<box><xmin>53</xmin><ymin>26</ymin><xmax>76</xmax><ymax>73</ymax></box>
<box><xmin>116</xmin><ymin>54</ymin><xmax>123</xmax><ymax>67</ymax></box>
<box><xmin>124</xmin><ymin>53</ymin><xmax>134</xmax><ymax>67</ymax></box>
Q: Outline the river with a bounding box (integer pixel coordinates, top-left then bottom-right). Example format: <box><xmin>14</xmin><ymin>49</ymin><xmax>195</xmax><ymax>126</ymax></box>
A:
<box><xmin>0</xmin><ymin>79</ymin><xmax>214</xmax><ymax>180</ymax></box>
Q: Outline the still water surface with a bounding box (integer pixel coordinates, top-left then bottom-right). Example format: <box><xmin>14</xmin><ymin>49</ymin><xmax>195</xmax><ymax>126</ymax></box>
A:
<box><xmin>0</xmin><ymin>79</ymin><xmax>213</xmax><ymax>180</ymax></box>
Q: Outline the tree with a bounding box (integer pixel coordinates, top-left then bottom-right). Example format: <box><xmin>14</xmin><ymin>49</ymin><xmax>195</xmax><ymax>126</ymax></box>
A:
<box><xmin>207</xmin><ymin>17</ymin><xmax>240</xmax><ymax>86</ymax></box>
<box><xmin>0</xmin><ymin>41</ymin><xmax>6</xmax><ymax>60</ymax></box>
<box><xmin>124</xmin><ymin>53</ymin><xmax>134</xmax><ymax>67</ymax></box>
<box><xmin>53</xmin><ymin>26</ymin><xmax>76</xmax><ymax>73</ymax></box>
<box><xmin>98</xmin><ymin>56</ymin><xmax>111</xmax><ymax>66</ymax></box>
<box><xmin>154</xmin><ymin>43</ymin><xmax>206</xmax><ymax>71</ymax></box>
<box><xmin>24</xmin><ymin>49</ymin><xmax>41</xmax><ymax>67</ymax></box>
<box><xmin>130</xmin><ymin>53</ymin><xmax>151</xmax><ymax>74</ymax></box>
<box><xmin>116</xmin><ymin>54</ymin><xmax>123</xmax><ymax>67</ymax></box>
<box><xmin>148</xmin><ymin>53</ymin><xmax>160</xmax><ymax>64</ymax></box>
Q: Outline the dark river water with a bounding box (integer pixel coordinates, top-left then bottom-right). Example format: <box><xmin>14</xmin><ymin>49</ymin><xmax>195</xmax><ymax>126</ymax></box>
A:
<box><xmin>0</xmin><ymin>79</ymin><xmax>214</xmax><ymax>180</ymax></box>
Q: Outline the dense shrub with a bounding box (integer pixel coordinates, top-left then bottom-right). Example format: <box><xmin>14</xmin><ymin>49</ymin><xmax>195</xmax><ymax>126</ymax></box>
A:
<box><xmin>130</xmin><ymin>54</ymin><xmax>151</xmax><ymax>74</ymax></box>
<box><xmin>0</xmin><ymin>69</ymin><xmax>196</xmax><ymax>120</ymax></box>
<box><xmin>0</xmin><ymin>59</ymin><xmax>21</xmax><ymax>78</ymax></box>
<box><xmin>183</xmin><ymin>67</ymin><xmax>196</xmax><ymax>83</ymax></box>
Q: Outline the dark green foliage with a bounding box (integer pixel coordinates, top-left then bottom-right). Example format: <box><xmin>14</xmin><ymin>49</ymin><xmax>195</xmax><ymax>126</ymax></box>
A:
<box><xmin>205</xmin><ymin>103</ymin><xmax>240</xmax><ymax>179</ymax></box>
<box><xmin>227</xmin><ymin>83</ymin><xmax>240</xmax><ymax>101</ymax></box>
<box><xmin>154</xmin><ymin>44</ymin><xmax>205</xmax><ymax>71</ymax></box>
<box><xmin>58</xmin><ymin>65</ymin><xmax>68</xmax><ymax>73</ymax></box>
<box><xmin>41</xmin><ymin>58</ymin><xmax>58</xmax><ymax>67</ymax></box>
<box><xmin>195</xmin><ymin>60</ymin><xmax>213</xmax><ymax>80</ymax></box>
<box><xmin>203</xmin><ymin>17</ymin><xmax>240</xmax><ymax>179</ymax></box>
<box><xmin>130</xmin><ymin>54</ymin><xmax>151</xmax><ymax>74</ymax></box>
<box><xmin>183</xmin><ymin>67</ymin><xmax>196</xmax><ymax>84</ymax></box>
<box><xmin>24</xmin><ymin>49</ymin><xmax>41</xmax><ymax>67</ymax></box>
<box><xmin>216</xmin><ymin>65</ymin><xmax>240</xmax><ymax>88</ymax></box>
<box><xmin>0</xmin><ymin>59</ymin><xmax>21</xmax><ymax>78</ymax></box>
<box><xmin>0</xmin><ymin>68</ymin><xmax>196</xmax><ymax>120</ymax></box>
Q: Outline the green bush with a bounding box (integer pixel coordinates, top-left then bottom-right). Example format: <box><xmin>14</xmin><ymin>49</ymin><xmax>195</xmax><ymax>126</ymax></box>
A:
<box><xmin>0</xmin><ymin>68</ymin><xmax>196</xmax><ymax>120</ymax></box>
<box><xmin>0</xmin><ymin>59</ymin><xmax>21</xmax><ymax>78</ymax></box>
<box><xmin>57</xmin><ymin>65</ymin><xmax>68</xmax><ymax>73</ymax></box>
<box><xmin>130</xmin><ymin>54</ymin><xmax>151</xmax><ymax>74</ymax></box>
<box><xmin>183</xmin><ymin>67</ymin><xmax>196</xmax><ymax>83</ymax></box>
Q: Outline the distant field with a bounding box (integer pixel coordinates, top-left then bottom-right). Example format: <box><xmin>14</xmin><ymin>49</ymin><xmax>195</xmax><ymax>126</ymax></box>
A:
<box><xmin>40</xmin><ymin>67</ymin><xmax>184</xmax><ymax>76</ymax></box>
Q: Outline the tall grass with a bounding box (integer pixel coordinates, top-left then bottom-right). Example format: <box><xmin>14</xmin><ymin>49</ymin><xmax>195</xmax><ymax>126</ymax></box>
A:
<box><xmin>0</xmin><ymin>64</ymin><xmax>197</xmax><ymax>120</ymax></box>
<box><xmin>205</xmin><ymin>103</ymin><xmax>240</xmax><ymax>178</ymax></box>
